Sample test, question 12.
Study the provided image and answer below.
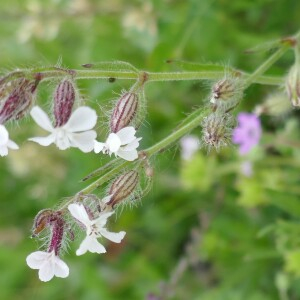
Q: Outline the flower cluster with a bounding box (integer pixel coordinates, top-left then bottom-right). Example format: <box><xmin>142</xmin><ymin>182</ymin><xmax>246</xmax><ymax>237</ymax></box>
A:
<box><xmin>0</xmin><ymin>78</ymin><xmax>142</xmax><ymax>160</ymax></box>
<box><xmin>0</xmin><ymin>76</ymin><xmax>144</xmax><ymax>281</ymax></box>
<box><xmin>26</xmin><ymin>169</ymin><xmax>140</xmax><ymax>281</ymax></box>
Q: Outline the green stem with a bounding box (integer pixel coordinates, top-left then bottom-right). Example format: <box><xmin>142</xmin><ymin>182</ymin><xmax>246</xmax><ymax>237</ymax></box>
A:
<box><xmin>243</xmin><ymin>45</ymin><xmax>290</xmax><ymax>88</ymax></box>
<box><xmin>145</xmin><ymin>107</ymin><xmax>209</xmax><ymax>156</ymax></box>
<box><xmin>5</xmin><ymin>67</ymin><xmax>283</xmax><ymax>86</ymax></box>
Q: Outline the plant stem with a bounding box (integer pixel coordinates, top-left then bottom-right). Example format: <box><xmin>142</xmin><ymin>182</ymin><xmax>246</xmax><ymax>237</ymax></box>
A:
<box><xmin>7</xmin><ymin>67</ymin><xmax>283</xmax><ymax>86</ymax></box>
<box><xmin>243</xmin><ymin>45</ymin><xmax>290</xmax><ymax>88</ymax></box>
<box><xmin>59</xmin><ymin>41</ymin><xmax>291</xmax><ymax>200</ymax></box>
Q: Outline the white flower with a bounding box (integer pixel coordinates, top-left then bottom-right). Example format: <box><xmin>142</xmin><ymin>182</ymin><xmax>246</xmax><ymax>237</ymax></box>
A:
<box><xmin>180</xmin><ymin>135</ymin><xmax>200</xmax><ymax>160</ymax></box>
<box><xmin>29</xmin><ymin>106</ymin><xmax>97</xmax><ymax>152</ymax></box>
<box><xmin>26</xmin><ymin>250</ymin><xmax>69</xmax><ymax>282</ymax></box>
<box><xmin>0</xmin><ymin>125</ymin><xmax>19</xmax><ymax>156</ymax></box>
<box><xmin>68</xmin><ymin>203</ymin><xmax>126</xmax><ymax>256</ymax></box>
<box><xmin>94</xmin><ymin>126</ymin><xmax>141</xmax><ymax>161</ymax></box>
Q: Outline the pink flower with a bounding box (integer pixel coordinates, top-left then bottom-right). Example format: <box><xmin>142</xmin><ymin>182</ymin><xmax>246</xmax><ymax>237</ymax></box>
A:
<box><xmin>232</xmin><ymin>113</ymin><xmax>261</xmax><ymax>155</ymax></box>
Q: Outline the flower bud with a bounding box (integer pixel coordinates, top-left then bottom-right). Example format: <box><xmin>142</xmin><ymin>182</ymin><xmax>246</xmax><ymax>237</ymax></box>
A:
<box><xmin>110</xmin><ymin>92</ymin><xmax>138</xmax><ymax>133</ymax></box>
<box><xmin>32</xmin><ymin>209</ymin><xmax>64</xmax><ymax>236</ymax></box>
<box><xmin>202</xmin><ymin>113</ymin><xmax>232</xmax><ymax>150</ymax></box>
<box><xmin>107</xmin><ymin>170</ymin><xmax>139</xmax><ymax>207</ymax></box>
<box><xmin>210</xmin><ymin>78</ymin><xmax>242</xmax><ymax>110</ymax></box>
<box><xmin>0</xmin><ymin>78</ymin><xmax>38</xmax><ymax>124</ymax></box>
<box><xmin>48</xmin><ymin>215</ymin><xmax>65</xmax><ymax>255</ymax></box>
<box><xmin>285</xmin><ymin>65</ymin><xmax>300</xmax><ymax>107</ymax></box>
<box><xmin>54</xmin><ymin>79</ymin><xmax>76</xmax><ymax>127</ymax></box>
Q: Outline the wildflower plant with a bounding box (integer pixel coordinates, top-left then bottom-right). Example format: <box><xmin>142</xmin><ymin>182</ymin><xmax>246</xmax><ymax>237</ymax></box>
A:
<box><xmin>1</xmin><ymin>29</ymin><xmax>300</xmax><ymax>284</ymax></box>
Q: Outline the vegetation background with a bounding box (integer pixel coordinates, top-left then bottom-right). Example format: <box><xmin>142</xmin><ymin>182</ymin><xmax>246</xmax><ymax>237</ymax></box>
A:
<box><xmin>1</xmin><ymin>0</ymin><xmax>300</xmax><ymax>299</ymax></box>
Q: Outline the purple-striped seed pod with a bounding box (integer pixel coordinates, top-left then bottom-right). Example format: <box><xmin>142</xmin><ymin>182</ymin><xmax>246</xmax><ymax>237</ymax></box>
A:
<box><xmin>54</xmin><ymin>79</ymin><xmax>76</xmax><ymax>127</ymax></box>
<box><xmin>107</xmin><ymin>170</ymin><xmax>139</xmax><ymax>207</ymax></box>
<box><xmin>110</xmin><ymin>92</ymin><xmax>138</xmax><ymax>133</ymax></box>
<box><xmin>0</xmin><ymin>78</ymin><xmax>38</xmax><ymax>124</ymax></box>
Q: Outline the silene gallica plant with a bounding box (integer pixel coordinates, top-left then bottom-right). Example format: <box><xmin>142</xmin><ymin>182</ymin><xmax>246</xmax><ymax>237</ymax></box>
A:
<box><xmin>1</xmin><ymin>31</ymin><xmax>300</xmax><ymax>282</ymax></box>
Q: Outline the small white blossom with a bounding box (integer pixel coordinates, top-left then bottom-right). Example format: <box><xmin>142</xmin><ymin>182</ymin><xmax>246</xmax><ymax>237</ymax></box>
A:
<box><xmin>68</xmin><ymin>203</ymin><xmax>126</xmax><ymax>256</ymax></box>
<box><xmin>0</xmin><ymin>125</ymin><xmax>19</xmax><ymax>156</ymax></box>
<box><xmin>26</xmin><ymin>250</ymin><xmax>69</xmax><ymax>282</ymax></box>
<box><xmin>29</xmin><ymin>106</ymin><xmax>97</xmax><ymax>152</ymax></box>
<box><xmin>94</xmin><ymin>126</ymin><xmax>141</xmax><ymax>161</ymax></box>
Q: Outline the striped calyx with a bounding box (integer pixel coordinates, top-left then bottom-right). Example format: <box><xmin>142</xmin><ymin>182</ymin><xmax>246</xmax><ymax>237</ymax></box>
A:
<box><xmin>54</xmin><ymin>79</ymin><xmax>76</xmax><ymax>127</ymax></box>
<box><xmin>0</xmin><ymin>78</ymin><xmax>38</xmax><ymax>124</ymax></box>
<box><xmin>110</xmin><ymin>92</ymin><xmax>138</xmax><ymax>133</ymax></box>
<box><xmin>107</xmin><ymin>170</ymin><xmax>139</xmax><ymax>207</ymax></box>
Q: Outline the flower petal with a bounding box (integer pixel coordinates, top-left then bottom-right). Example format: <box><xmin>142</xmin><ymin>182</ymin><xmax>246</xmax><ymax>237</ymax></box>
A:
<box><xmin>68</xmin><ymin>131</ymin><xmax>97</xmax><ymax>153</ymax></box>
<box><xmin>94</xmin><ymin>211</ymin><xmax>114</xmax><ymax>226</ymax></box>
<box><xmin>94</xmin><ymin>140</ymin><xmax>105</xmax><ymax>153</ymax></box>
<box><xmin>121</xmin><ymin>137</ymin><xmax>141</xmax><ymax>151</ymax></box>
<box><xmin>106</xmin><ymin>133</ymin><xmax>121</xmax><ymax>153</ymax></box>
<box><xmin>30</xmin><ymin>106</ymin><xmax>54</xmax><ymax>132</ymax></box>
<box><xmin>7</xmin><ymin>139</ymin><xmax>19</xmax><ymax>150</ymax></box>
<box><xmin>116</xmin><ymin>127</ymin><xmax>136</xmax><ymax>145</ymax></box>
<box><xmin>100</xmin><ymin>229</ymin><xmax>126</xmax><ymax>243</ymax></box>
<box><xmin>64</xmin><ymin>107</ymin><xmax>97</xmax><ymax>132</ymax></box>
<box><xmin>54</xmin><ymin>256</ymin><xmax>69</xmax><ymax>278</ymax></box>
<box><xmin>28</xmin><ymin>134</ymin><xmax>56</xmax><ymax>147</ymax></box>
<box><xmin>0</xmin><ymin>125</ymin><xmax>9</xmax><ymax>145</ymax></box>
<box><xmin>117</xmin><ymin>149</ymin><xmax>138</xmax><ymax>161</ymax></box>
<box><xmin>76</xmin><ymin>235</ymin><xmax>106</xmax><ymax>255</ymax></box>
<box><xmin>26</xmin><ymin>251</ymin><xmax>50</xmax><ymax>269</ymax></box>
<box><xmin>68</xmin><ymin>203</ymin><xmax>91</xmax><ymax>228</ymax></box>
<box><xmin>0</xmin><ymin>146</ymin><xmax>8</xmax><ymax>157</ymax></box>
<box><xmin>39</xmin><ymin>261</ymin><xmax>55</xmax><ymax>282</ymax></box>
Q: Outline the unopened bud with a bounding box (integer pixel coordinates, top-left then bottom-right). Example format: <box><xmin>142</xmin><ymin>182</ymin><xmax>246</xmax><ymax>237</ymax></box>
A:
<box><xmin>254</xmin><ymin>93</ymin><xmax>291</xmax><ymax>117</ymax></box>
<box><xmin>0</xmin><ymin>78</ymin><xmax>38</xmax><ymax>124</ymax></box>
<box><xmin>48</xmin><ymin>215</ymin><xmax>65</xmax><ymax>255</ymax></box>
<box><xmin>285</xmin><ymin>65</ymin><xmax>300</xmax><ymax>107</ymax></box>
<box><xmin>107</xmin><ymin>170</ymin><xmax>139</xmax><ymax>207</ymax></box>
<box><xmin>54</xmin><ymin>79</ymin><xmax>76</xmax><ymax>127</ymax></box>
<box><xmin>210</xmin><ymin>78</ymin><xmax>242</xmax><ymax>110</ymax></box>
<box><xmin>110</xmin><ymin>92</ymin><xmax>138</xmax><ymax>133</ymax></box>
<box><xmin>202</xmin><ymin>113</ymin><xmax>232</xmax><ymax>150</ymax></box>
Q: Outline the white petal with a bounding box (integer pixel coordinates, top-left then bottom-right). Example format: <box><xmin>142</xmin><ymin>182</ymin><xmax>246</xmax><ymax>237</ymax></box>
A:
<box><xmin>0</xmin><ymin>125</ymin><xmax>9</xmax><ymax>145</ymax></box>
<box><xmin>54</xmin><ymin>256</ymin><xmax>69</xmax><ymax>278</ymax></box>
<box><xmin>117</xmin><ymin>149</ymin><xmax>138</xmax><ymax>161</ymax></box>
<box><xmin>121</xmin><ymin>137</ymin><xmax>141</xmax><ymax>151</ymax></box>
<box><xmin>64</xmin><ymin>107</ymin><xmax>97</xmax><ymax>132</ymax></box>
<box><xmin>0</xmin><ymin>146</ymin><xmax>8</xmax><ymax>157</ymax></box>
<box><xmin>94</xmin><ymin>211</ymin><xmax>115</xmax><ymax>227</ymax></box>
<box><xmin>68</xmin><ymin>203</ymin><xmax>91</xmax><ymax>228</ymax></box>
<box><xmin>68</xmin><ymin>131</ymin><xmax>97</xmax><ymax>153</ymax></box>
<box><xmin>106</xmin><ymin>133</ymin><xmax>121</xmax><ymax>153</ymax></box>
<box><xmin>94</xmin><ymin>140</ymin><xmax>105</xmax><ymax>153</ymax></box>
<box><xmin>54</xmin><ymin>129</ymin><xmax>71</xmax><ymax>150</ymax></box>
<box><xmin>39</xmin><ymin>261</ymin><xmax>55</xmax><ymax>282</ymax></box>
<box><xmin>116</xmin><ymin>127</ymin><xmax>136</xmax><ymax>145</ymax></box>
<box><xmin>7</xmin><ymin>139</ymin><xmax>19</xmax><ymax>150</ymax></box>
<box><xmin>100</xmin><ymin>229</ymin><xmax>126</xmax><ymax>243</ymax></box>
<box><xmin>76</xmin><ymin>235</ymin><xmax>106</xmax><ymax>255</ymax></box>
<box><xmin>26</xmin><ymin>251</ymin><xmax>50</xmax><ymax>269</ymax></box>
<box><xmin>28</xmin><ymin>134</ymin><xmax>56</xmax><ymax>147</ymax></box>
<box><xmin>30</xmin><ymin>106</ymin><xmax>54</xmax><ymax>132</ymax></box>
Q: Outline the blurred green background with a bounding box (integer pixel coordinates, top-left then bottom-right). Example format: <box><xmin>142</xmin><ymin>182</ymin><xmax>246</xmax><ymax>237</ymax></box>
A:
<box><xmin>1</xmin><ymin>0</ymin><xmax>300</xmax><ymax>299</ymax></box>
